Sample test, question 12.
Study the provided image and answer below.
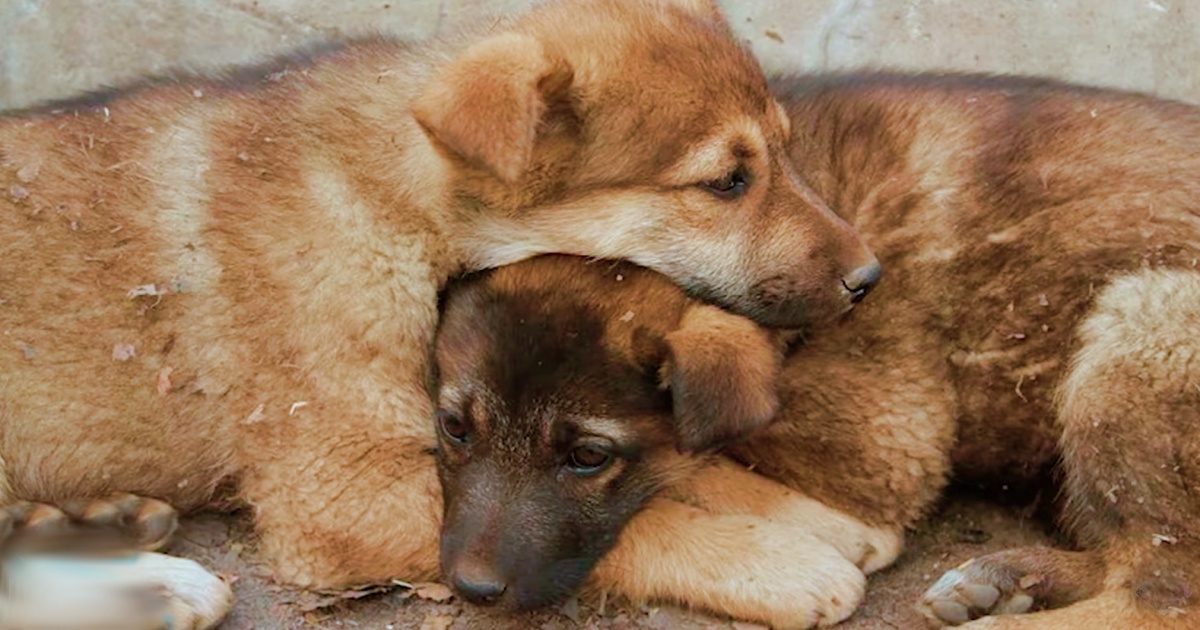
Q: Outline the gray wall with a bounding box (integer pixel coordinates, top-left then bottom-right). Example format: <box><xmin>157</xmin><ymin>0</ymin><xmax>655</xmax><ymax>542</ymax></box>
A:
<box><xmin>3</xmin><ymin>0</ymin><xmax>1198</xmax><ymax>110</ymax></box>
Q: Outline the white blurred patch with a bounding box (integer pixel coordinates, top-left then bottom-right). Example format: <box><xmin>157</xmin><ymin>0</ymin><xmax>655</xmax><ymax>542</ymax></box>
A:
<box><xmin>0</xmin><ymin>551</ymin><xmax>231</xmax><ymax>630</ymax></box>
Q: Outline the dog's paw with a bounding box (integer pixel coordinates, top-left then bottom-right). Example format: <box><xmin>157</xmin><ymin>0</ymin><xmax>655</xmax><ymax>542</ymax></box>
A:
<box><xmin>917</xmin><ymin>547</ymin><xmax>1108</xmax><ymax>627</ymax></box>
<box><xmin>3</xmin><ymin>494</ymin><xmax>179</xmax><ymax>552</ymax></box>
<box><xmin>918</xmin><ymin>557</ymin><xmax>1037</xmax><ymax>626</ymax></box>
<box><xmin>763</xmin><ymin>536</ymin><xmax>868</xmax><ymax>628</ymax></box>
<box><xmin>595</xmin><ymin>500</ymin><xmax>868</xmax><ymax>629</ymax></box>
<box><xmin>1</xmin><ymin>550</ymin><xmax>233</xmax><ymax>630</ymax></box>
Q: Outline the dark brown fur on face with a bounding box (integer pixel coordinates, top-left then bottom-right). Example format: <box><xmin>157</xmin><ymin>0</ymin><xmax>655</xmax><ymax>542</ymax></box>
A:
<box><xmin>433</xmin><ymin>256</ymin><xmax>782</xmax><ymax>611</ymax></box>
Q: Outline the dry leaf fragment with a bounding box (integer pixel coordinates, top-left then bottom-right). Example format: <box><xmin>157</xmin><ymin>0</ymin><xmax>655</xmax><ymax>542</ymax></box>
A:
<box><xmin>156</xmin><ymin>366</ymin><xmax>174</xmax><ymax>395</ymax></box>
<box><xmin>112</xmin><ymin>343</ymin><xmax>136</xmax><ymax>361</ymax></box>
<box><xmin>295</xmin><ymin>584</ymin><xmax>392</xmax><ymax>612</ymax></box>
<box><xmin>419</xmin><ymin>612</ymin><xmax>456</xmax><ymax>630</ymax></box>
<box><xmin>559</xmin><ymin>596</ymin><xmax>582</xmax><ymax>623</ymax></box>
<box><xmin>412</xmin><ymin>582</ymin><xmax>454</xmax><ymax>602</ymax></box>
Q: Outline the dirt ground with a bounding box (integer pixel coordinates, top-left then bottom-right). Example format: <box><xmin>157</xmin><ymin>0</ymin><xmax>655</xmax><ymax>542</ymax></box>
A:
<box><xmin>172</xmin><ymin>488</ymin><xmax>1057</xmax><ymax>630</ymax></box>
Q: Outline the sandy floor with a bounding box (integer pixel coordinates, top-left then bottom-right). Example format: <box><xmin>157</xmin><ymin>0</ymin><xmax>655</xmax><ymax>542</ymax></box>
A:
<box><xmin>171</xmin><ymin>489</ymin><xmax>1057</xmax><ymax>629</ymax></box>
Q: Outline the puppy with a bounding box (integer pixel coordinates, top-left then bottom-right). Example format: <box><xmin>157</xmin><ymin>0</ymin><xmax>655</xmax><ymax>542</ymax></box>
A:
<box><xmin>745</xmin><ymin>72</ymin><xmax>1200</xmax><ymax>630</ymax></box>
<box><xmin>434</xmin><ymin>256</ymin><xmax>898</xmax><ymax>628</ymax></box>
<box><xmin>0</xmin><ymin>0</ymin><xmax>877</xmax><ymax>626</ymax></box>
<box><xmin>435</xmin><ymin>73</ymin><xmax>1200</xmax><ymax>629</ymax></box>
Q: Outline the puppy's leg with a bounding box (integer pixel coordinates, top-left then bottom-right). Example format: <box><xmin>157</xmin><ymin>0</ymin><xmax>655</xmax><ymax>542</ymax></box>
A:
<box><xmin>923</xmin><ymin>270</ymin><xmax>1200</xmax><ymax>627</ymax></box>
<box><xmin>0</xmin><ymin>495</ymin><xmax>231</xmax><ymax>630</ymax></box>
<box><xmin>666</xmin><ymin>458</ymin><xmax>904</xmax><ymax>574</ymax></box>
<box><xmin>1056</xmin><ymin>270</ymin><xmax>1200</xmax><ymax>618</ymax></box>
<box><xmin>918</xmin><ymin>547</ymin><xmax>1105</xmax><ymax>624</ymax></box>
<box><xmin>590</xmin><ymin>496</ymin><xmax>866</xmax><ymax>629</ymax></box>
<box><xmin>953</xmin><ymin>587</ymin><xmax>1188</xmax><ymax>630</ymax></box>
<box><xmin>239</xmin><ymin>411</ymin><xmax>444</xmax><ymax>587</ymax></box>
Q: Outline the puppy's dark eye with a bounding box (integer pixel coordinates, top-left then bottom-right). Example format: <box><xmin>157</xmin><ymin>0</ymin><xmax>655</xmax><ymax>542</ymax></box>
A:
<box><xmin>566</xmin><ymin>444</ymin><xmax>613</xmax><ymax>476</ymax></box>
<box><xmin>437</xmin><ymin>409</ymin><xmax>469</xmax><ymax>444</ymax></box>
<box><xmin>700</xmin><ymin>168</ymin><xmax>749</xmax><ymax>199</ymax></box>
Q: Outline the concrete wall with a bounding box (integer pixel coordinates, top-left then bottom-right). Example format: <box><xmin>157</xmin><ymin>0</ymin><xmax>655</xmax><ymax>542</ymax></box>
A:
<box><xmin>2</xmin><ymin>0</ymin><xmax>1198</xmax><ymax>110</ymax></box>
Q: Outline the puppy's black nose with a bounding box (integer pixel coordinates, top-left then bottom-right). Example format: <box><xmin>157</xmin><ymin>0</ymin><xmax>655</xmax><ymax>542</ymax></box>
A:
<box><xmin>842</xmin><ymin>259</ymin><xmax>882</xmax><ymax>304</ymax></box>
<box><xmin>452</xmin><ymin>570</ymin><xmax>507</xmax><ymax>606</ymax></box>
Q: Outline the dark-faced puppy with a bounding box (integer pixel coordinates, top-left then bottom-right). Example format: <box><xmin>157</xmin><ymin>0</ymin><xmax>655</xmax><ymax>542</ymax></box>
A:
<box><xmin>432</xmin><ymin>255</ymin><xmax>781</xmax><ymax>610</ymax></box>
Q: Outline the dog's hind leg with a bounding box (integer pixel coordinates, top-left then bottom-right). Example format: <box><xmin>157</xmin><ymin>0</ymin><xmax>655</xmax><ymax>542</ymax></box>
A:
<box><xmin>0</xmin><ymin>495</ymin><xmax>232</xmax><ymax>630</ymax></box>
<box><xmin>1055</xmin><ymin>269</ymin><xmax>1200</xmax><ymax>620</ymax></box>
<box><xmin>922</xmin><ymin>269</ymin><xmax>1200</xmax><ymax>628</ymax></box>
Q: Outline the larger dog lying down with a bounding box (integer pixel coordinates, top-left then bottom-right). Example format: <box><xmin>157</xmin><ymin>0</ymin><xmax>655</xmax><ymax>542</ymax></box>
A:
<box><xmin>0</xmin><ymin>0</ymin><xmax>880</xmax><ymax>627</ymax></box>
<box><xmin>433</xmin><ymin>74</ymin><xmax>1200</xmax><ymax>629</ymax></box>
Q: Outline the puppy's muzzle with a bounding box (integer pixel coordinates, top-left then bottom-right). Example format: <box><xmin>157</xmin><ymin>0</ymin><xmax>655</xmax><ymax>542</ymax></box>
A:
<box><xmin>842</xmin><ymin>259</ymin><xmax>882</xmax><ymax>304</ymax></box>
<box><xmin>448</xmin><ymin>556</ymin><xmax>507</xmax><ymax>606</ymax></box>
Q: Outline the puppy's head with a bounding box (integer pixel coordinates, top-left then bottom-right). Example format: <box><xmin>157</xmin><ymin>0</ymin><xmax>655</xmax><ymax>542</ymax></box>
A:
<box><xmin>413</xmin><ymin>0</ymin><xmax>879</xmax><ymax>329</ymax></box>
<box><xmin>433</xmin><ymin>255</ymin><xmax>780</xmax><ymax>610</ymax></box>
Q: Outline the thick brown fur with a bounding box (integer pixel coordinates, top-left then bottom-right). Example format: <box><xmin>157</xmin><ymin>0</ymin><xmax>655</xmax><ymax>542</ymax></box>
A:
<box><xmin>747</xmin><ymin>73</ymin><xmax>1200</xmax><ymax>629</ymax></box>
<box><xmin>437</xmin><ymin>73</ymin><xmax>1200</xmax><ymax>629</ymax></box>
<box><xmin>0</xmin><ymin>0</ymin><xmax>879</xmax><ymax>626</ymax></box>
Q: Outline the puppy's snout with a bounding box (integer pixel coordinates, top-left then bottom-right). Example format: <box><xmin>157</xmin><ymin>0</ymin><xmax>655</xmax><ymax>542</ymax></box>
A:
<box><xmin>842</xmin><ymin>259</ymin><xmax>882</xmax><ymax>304</ymax></box>
<box><xmin>449</xmin><ymin>557</ymin><xmax>507</xmax><ymax>606</ymax></box>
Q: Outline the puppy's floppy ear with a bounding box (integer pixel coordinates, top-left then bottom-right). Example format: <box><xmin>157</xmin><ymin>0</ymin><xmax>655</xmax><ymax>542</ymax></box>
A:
<box><xmin>661</xmin><ymin>304</ymin><xmax>781</xmax><ymax>452</ymax></box>
<box><xmin>412</xmin><ymin>32</ymin><xmax>573</xmax><ymax>184</ymax></box>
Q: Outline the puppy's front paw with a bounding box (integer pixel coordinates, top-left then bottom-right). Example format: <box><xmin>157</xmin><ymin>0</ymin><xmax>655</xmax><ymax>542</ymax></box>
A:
<box><xmin>744</xmin><ymin>531</ymin><xmax>867</xmax><ymax>629</ymax></box>
<box><xmin>596</xmin><ymin>502</ymin><xmax>868</xmax><ymax>629</ymax></box>
<box><xmin>1</xmin><ymin>551</ymin><xmax>232</xmax><ymax>630</ymax></box>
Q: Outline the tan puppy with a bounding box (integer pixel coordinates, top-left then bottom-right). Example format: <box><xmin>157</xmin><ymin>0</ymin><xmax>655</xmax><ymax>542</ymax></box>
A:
<box><xmin>0</xmin><ymin>0</ymin><xmax>879</xmax><ymax>626</ymax></box>
<box><xmin>431</xmin><ymin>73</ymin><xmax>1200</xmax><ymax>629</ymax></box>
<box><xmin>735</xmin><ymin>74</ymin><xmax>1200</xmax><ymax>629</ymax></box>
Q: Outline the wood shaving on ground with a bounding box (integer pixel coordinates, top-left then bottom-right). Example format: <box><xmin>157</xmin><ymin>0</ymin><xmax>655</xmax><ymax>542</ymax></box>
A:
<box><xmin>295</xmin><ymin>585</ymin><xmax>395</xmax><ymax>612</ymax></box>
<box><xmin>419</xmin><ymin>612</ymin><xmax>456</xmax><ymax>630</ymax></box>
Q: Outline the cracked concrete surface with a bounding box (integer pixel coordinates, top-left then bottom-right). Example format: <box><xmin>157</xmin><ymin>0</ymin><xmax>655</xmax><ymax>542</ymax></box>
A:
<box><xmin>2</xmin><ymin>0</ymin><xmax>1198</xmax><ymax>109</ymax></box>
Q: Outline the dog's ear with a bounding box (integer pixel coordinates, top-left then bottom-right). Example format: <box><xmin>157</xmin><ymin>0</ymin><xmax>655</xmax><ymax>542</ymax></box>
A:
<box><xmin>660</xmin><ymin>304</ymin><xmax>781</xmax><ymax>452</ymax></box>
<box><xmin>412</xmin><ymin>32</ymin><xmax>573</xmax><ymax>184</ymax></box>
